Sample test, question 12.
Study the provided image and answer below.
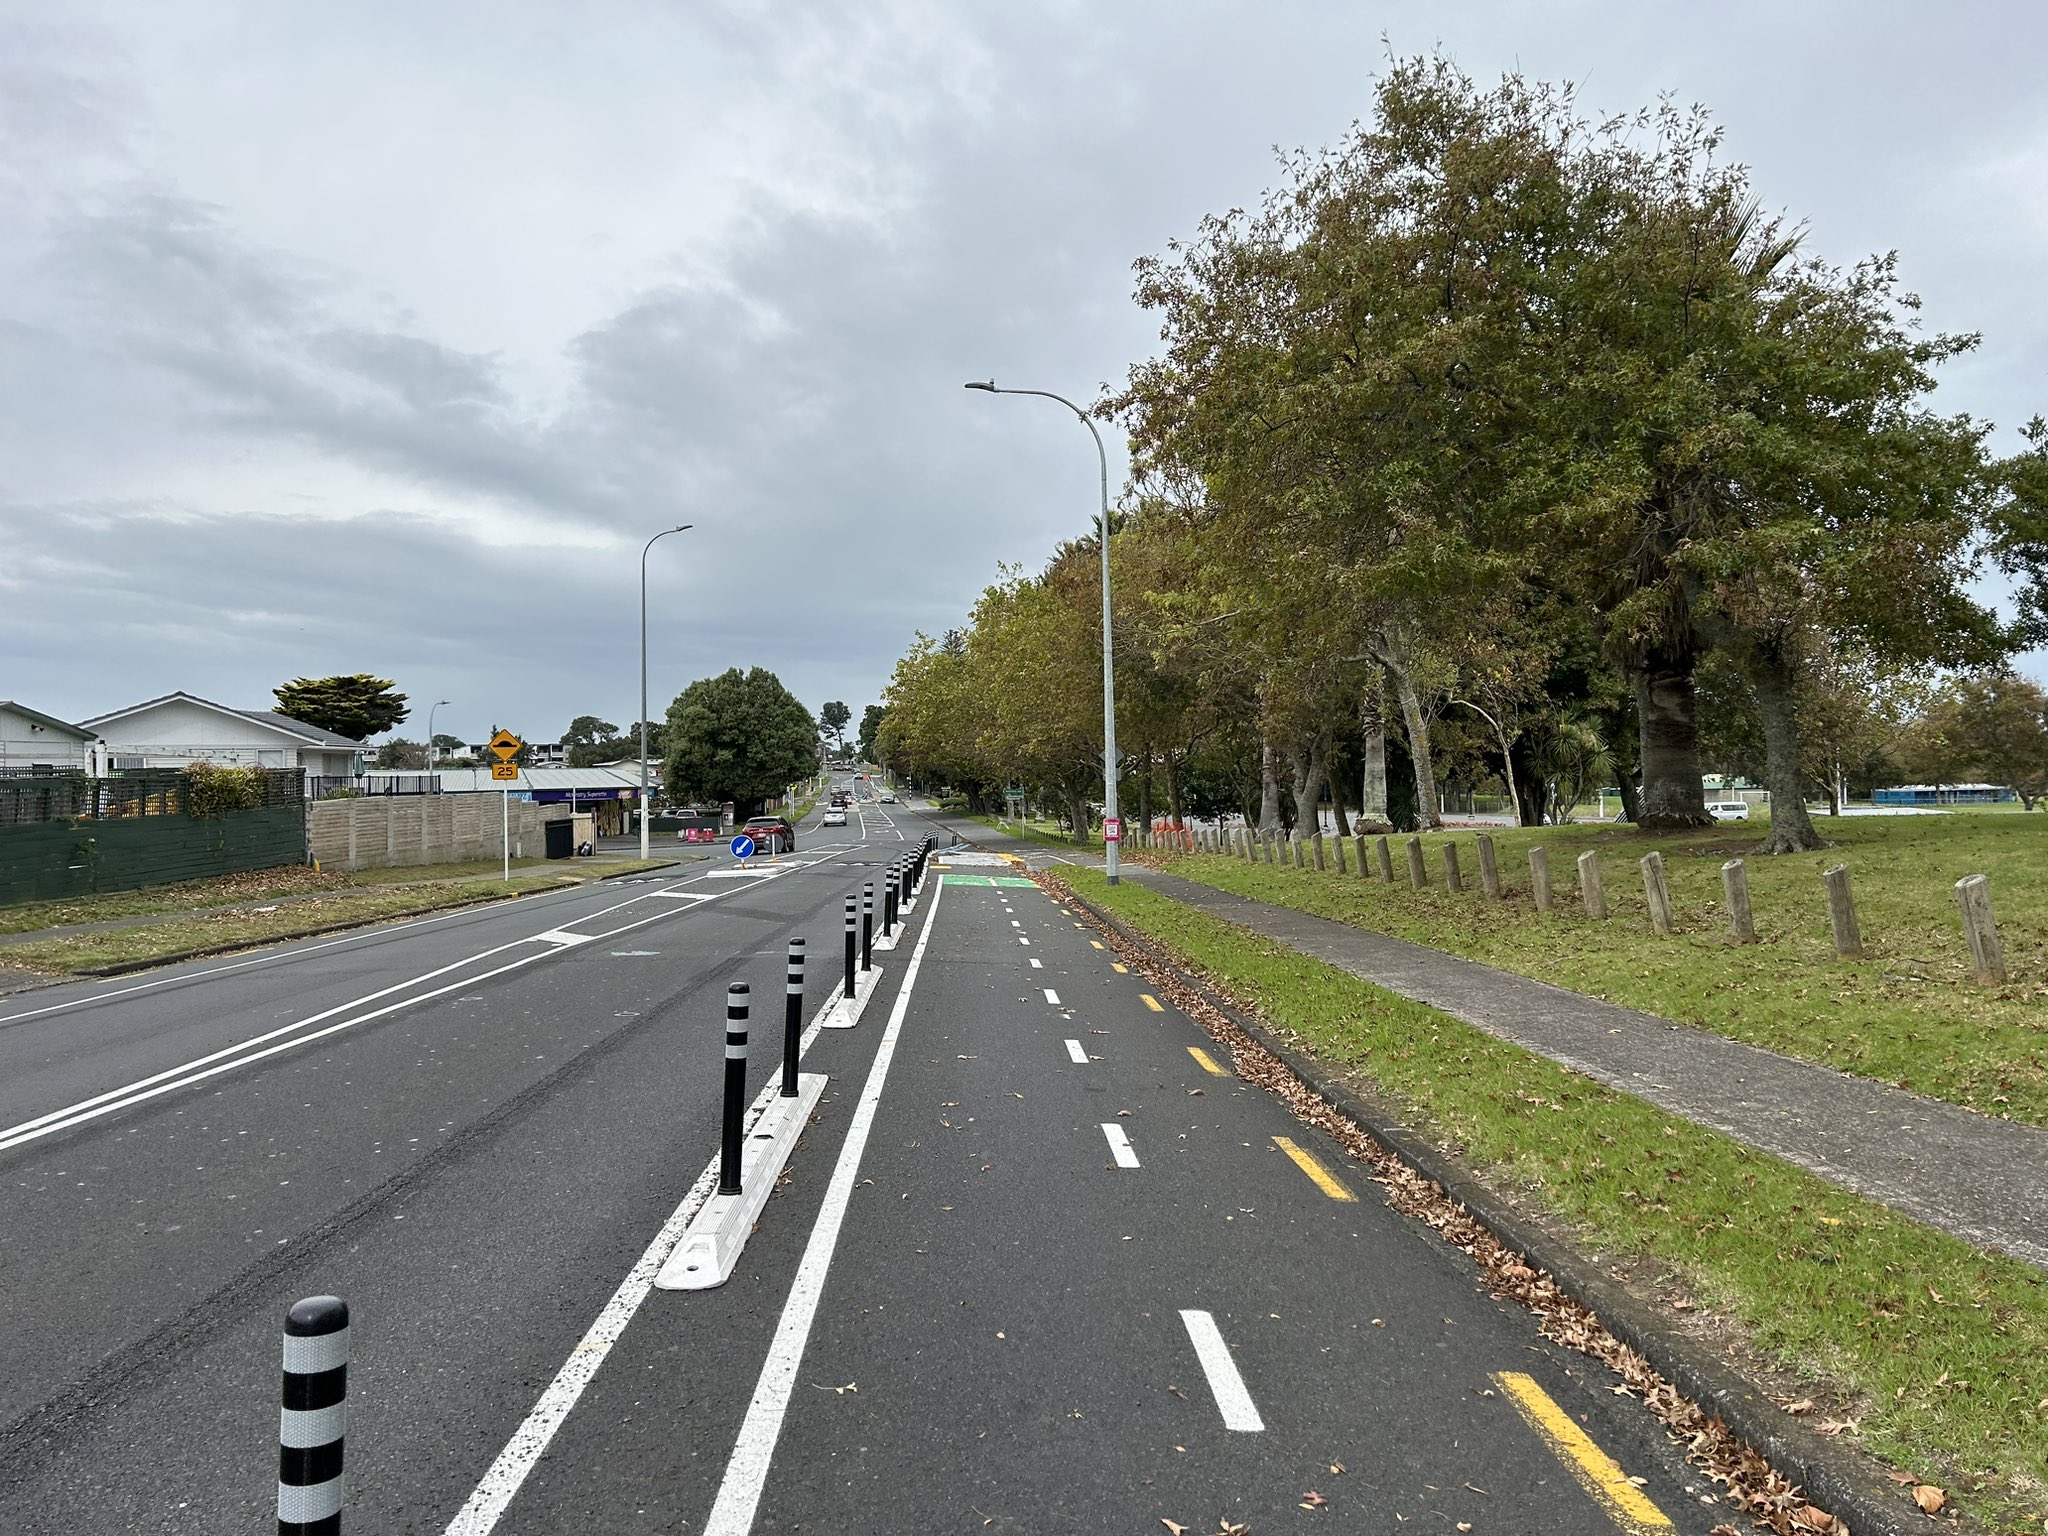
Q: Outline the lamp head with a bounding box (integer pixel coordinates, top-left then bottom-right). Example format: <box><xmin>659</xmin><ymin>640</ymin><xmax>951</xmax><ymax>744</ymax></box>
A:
<box><xmin>963</xmin><ymin>380</ymin><xmax>997</xmax><ymax>392</ymax></box>
<box><xmin>674</xmin><ymin>522</ymin><xmax>693</xmax><ymax>532</ymax></box>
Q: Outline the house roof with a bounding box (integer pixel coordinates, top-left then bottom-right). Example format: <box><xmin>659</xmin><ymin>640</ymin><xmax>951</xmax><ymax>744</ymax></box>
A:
<box><xmin>79</xmin><ymin>691</ymin><xmax>364</xmax><ymax>747</ymax></box>
<box><xmin>360</xmin><ymin>767</ymin><xmax>648</xmax><ymax>793</ymax></box>
<box><xmin>0</xmin><ymin>700</ymin><xmax>98</xmax><ymax>741</ymax></box>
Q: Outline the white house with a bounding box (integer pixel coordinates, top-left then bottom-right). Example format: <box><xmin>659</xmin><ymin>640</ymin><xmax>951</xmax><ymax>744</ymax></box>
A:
<box><xmin>79</xmin><ymin>692</ymin><xmax>363</xmax><ymax>786</ymax></box>
<box><xmin>0</xmin><ymin>700</ymin><xmax>99</xmax><ymax>772</ymax></box>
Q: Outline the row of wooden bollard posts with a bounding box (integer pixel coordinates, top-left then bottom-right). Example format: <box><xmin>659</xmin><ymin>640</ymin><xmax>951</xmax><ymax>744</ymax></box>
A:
<box><xmin>1178</xmin><ymin>823</ymin><xmax>2010</xmax><ymax>985</ymax></box>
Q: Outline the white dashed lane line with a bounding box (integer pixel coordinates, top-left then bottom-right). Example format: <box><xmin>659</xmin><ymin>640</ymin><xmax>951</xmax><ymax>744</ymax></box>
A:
<box><xmin>1101</xmin><ymin>1122</ymin><xmax>1139</xmax><ymax>1168</ymax></box>
<box><xmin>1043</xmin><ymin>988</ymin><xmax>1061</xmax><ymax>1006</ymax></box>
<box><xmin>1064</xmin><ymin>1039</ymin><xmax>1088</xmax><ymax>1064</ymax></box>
<box><xmin>1179</xmin><ymin>1310</ymin><xmax>1264</xmax><ymax>1432</ymax></box>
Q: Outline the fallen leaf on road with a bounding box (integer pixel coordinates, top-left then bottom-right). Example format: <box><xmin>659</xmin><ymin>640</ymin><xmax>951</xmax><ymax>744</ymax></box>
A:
<box><xmin>1301</xmin><ymin>1489</ymin><xmax>1327</xmax><ymax>1506</ymax></box>
<box><xmin>1330</xmin><ymin>1462</ymin><xmax>1346</xmax><ymax>1475</ymax></box>
<box><xmin>1783</xmin><ymin>1398</ymin><xmax>1814</xmax><ymax>1415</ymax></box>
<box><xmin>1162</xmin><ymin>1523</ymin><xmax>1187</xmax><ymax>1535</ymax></box>
<box><xmin>1886</xmin><ymin>1471</ymin><xmax>1916</xmax><ymax>1485</ymax></box>
<box><xmin>1913</xmin><ymin>1485</ymin><xmax>1946</xmax><ymax>1514</ymax></box>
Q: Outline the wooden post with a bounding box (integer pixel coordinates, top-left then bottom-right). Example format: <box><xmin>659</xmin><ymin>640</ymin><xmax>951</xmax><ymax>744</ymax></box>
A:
<box><xmin>1578</xmin><ymin>850</ymin><xmax>1607</xmax><ymax>919</ymax></box>
<box><xmin>1333</xmin><ymin>834</ymin><xmax>1349</xmax><ymax>875</ymax></box>
<box><xmin>1722</xmin><ymin>860</ymin><xmax>1756</xmax><ymax>944</ymax></box>
<box><xmin>1292</xmin><ymin>835</ymin><xmax>1306</xmax><ymax>869</ymax></box>
<box><xmin>1354</xmin><ymin>833</ymin><xmax>1370</xmax><ymax>876</ymax></box>
<box><xmin>1640</xmin><ymin>851</ymin><xmax>1673</xmax><ymax>934</ymax></box>
<box><xmin>1529</xmin><ymin>846</ymin><xmax>1552</xmax><ymax>911</ymax></box>
<box><xmin>1406</xmin><ymin>836</ymin><xmax>1427</xmax><ymax>890</ymax></box>
<box><xmin>1243</xmin><ymin>829</ymin><xmax>1255</xmax><ymax>863</ymax></box>
<box><xmin>1475</xmin><ymin>832</ymin><xmax>1500</xmax><ymax>898</ymax></box>
<box><xmin>1955</xmin><ymin>874</ymin><xmax>2005</xmax><ymax>982</ymax></box>
<box><xmin>1442</xmin><ymin>842</ymin><xmax>1462</xmax><ymax>894</ymax></box>
<box><xmin>1312</xmin><ymin>832</ymin><xmax>1326</xmax><ymax>871</ymax></box>
<box><xmin>1823</xmin><ymin>864</ymin><xmax>1862</xmax><ymax>957</ymax></box>
<box><xmin>1375</xmin><ymin>835</ymin><xmax>1393</xmax><ymax>882</ymax></box>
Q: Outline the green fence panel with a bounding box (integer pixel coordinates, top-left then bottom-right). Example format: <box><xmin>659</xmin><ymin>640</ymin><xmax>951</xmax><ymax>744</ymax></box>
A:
<box><xmin>0</xmin><ymin>804</ymin><xmax>307</xmax><ymax>907</ymax></box>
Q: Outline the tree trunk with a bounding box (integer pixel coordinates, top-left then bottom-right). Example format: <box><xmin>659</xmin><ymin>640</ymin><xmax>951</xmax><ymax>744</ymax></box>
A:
<box><xmin>1164</xmin><ymin>753</ymin><xmax>1185</xmax><ymax>826</ymax></box>
<box><xmin>1508</xmin><ymin>734</ymin><xmax>1548</xmax><ymax>826</ymax></box>
<box><xmin>1634</xmin><ymin>648</ymin><xmax>1710</xmax><ymax>830</ymax></box>
<box><xmin>1331</xmin><ymin>771</ymin><xmax>1353</xmax><ymax>838</ymax></box>
<box><xmin>1067</xmin><ymin>788</ymin><xmax>1092</xmax><ymax>847</ymax></box>
<box><xmin>1136</xmin><ymin>745</ymin><xmax>1152</xmax><ymax>837</ymax></box>
<box><xmin>1744</xmin><ymin>647</ymin><xmax>1826</xmax><ymax>854</ymax></box>
<box><xmin>1359</xmin><ymin>679</ymin><xmax>1389</xmax><ymax>825</ymax></box>
<box><xmin>1289</xmin><ymin>747</ymin><xmax>1327</xmax><ymax>841</ymax></box>
<box><xmin>1390</xmin><ymin>670</ymin><xmax>1442</xmax><ymax>830</ymax></box>
<box><xmin>1258</xmin><ymin>736</ymin><xmax>1284</xmax><ymax>836</ymax></box>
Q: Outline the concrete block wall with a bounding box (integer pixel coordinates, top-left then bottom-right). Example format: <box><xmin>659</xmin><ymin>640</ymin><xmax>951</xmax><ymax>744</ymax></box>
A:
<box><xmin>307</xmin><ymin>796</ymin><xmax>567</xmax><ymax>872</ymax></box>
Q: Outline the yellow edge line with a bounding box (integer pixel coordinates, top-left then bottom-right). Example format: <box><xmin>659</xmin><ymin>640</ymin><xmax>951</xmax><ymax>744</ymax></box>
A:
<box><xmin>1272</xmin><ymin>1135</ymin><xmax>1356</xmax><ymax>1201</ymax></box>
<box><xmin>1187</xmin><ymin>1046</ymin><xmax>1228</xmax><ymax>1077</ymax></box>
<box><xmin>1139</xmin><ymin>993</ymin><xmax>1165</xmax><ymax>1012</ymax></box>
<box><xmin>1494</xmin><ymin>1372</ymin><xmax>1673</xmax><ymax>1533</ymax></box>
<box><xmin>1111</xmin><ymin>963</ymin><xmax>1128</xmax><ymax>974</ymax></box>
<box><xmin>1089</xmin><ymin>940</ymin><xmax>1104</xmax><ymax>950</ymax></box>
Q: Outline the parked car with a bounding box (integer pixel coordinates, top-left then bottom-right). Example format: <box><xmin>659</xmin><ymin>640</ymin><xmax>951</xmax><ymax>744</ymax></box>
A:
<box><xmin>822</xmin><ymin>806</ymin><xmax>847</xmax><ymax>827</ymax></box>
<box><xmin>743</xmin><ymin>814</ymin><xmax>797</xmax><ymax>852</ymax></box>
<box><xmin>1707</xmin><ymin>800</ymin><xmax>1751</xmax><ymax>822</ymax></box>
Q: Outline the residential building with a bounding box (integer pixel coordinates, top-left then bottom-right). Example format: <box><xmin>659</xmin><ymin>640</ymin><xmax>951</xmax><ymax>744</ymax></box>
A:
<box><xmin>80</xmin><ymin>692</ymin><xmax>363</xmax><ymax>791</ymax></box>
<box><xmin>0</xmin><ymin>701</ymin><xmax>99</xmax><ymax>773</ymax></box>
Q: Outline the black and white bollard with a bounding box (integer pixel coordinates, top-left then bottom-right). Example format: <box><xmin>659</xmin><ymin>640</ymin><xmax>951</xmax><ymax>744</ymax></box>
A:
<box><xmin>842</xmin><ymin>895</ymin><xmax>857</xmax><ymax>1000</ymax></box>
<box><xmin>883</xmin><ymin>863</ymin><xmax>898</xmax><ymax>937</ymax></box>
<box><xmin>278</xmin><ymin>1295</ymin><xmax>348</xmax><ymax>1536</ymax></box>
<box><xmin>861</xmin><ymin>882</ymin><xmax>874</xmax><ymax>972</ymax></box>
<box><xmin>721</xmin><ymin>983</ymin><xmax>748</xmax><ymax>1196</ymax></box>
<box><xmin>782</xmin><ymin>938</ymin><xmax>804</xmax><ymax>1098</ymax></box>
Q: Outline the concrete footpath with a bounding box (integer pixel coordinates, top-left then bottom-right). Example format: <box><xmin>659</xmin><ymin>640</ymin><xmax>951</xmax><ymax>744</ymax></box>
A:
<box><xmin>919</xmin><ymin>808</ymin><xmax>2048</xmax><ymax>1272</ymax></box>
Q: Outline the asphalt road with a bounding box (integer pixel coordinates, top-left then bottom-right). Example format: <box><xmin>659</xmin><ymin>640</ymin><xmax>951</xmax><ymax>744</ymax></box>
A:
<box><xmin>0</xmin><ymin>780</ymin><xmax>1730</xmax><ymax>1533</ymax></box>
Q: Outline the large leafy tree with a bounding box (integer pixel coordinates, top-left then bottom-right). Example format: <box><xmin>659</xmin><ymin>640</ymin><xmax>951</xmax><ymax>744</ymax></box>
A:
<box><xmin>663</xmin><ymin>667</ymin><xmax>818</xmax><ymax>813</ymax></box>
<box><xmin>856</xmin><ymin>704</ymin><xmax>886</xmax><ymax>764</ymax></box>
<box><xmin>273</xmin><ymin>674</ymin><xmax>408</xmax><ymax>740</ymax></box>
<box><xmin>563</xmin><ymin>715</ymin><xmax>624</xmax><ymax>767</ymax></box>
<box><xmin>818</xmin><ymin>700</ymin><xmax>852</xmax><ymax>754</ymax></box>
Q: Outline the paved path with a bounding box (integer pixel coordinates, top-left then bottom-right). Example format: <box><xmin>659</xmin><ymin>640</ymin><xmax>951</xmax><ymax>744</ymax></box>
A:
<box><xmin>923</xmin><ymin>810</ymin><xmax>2048</xmax><ymax>1272</ymax></box>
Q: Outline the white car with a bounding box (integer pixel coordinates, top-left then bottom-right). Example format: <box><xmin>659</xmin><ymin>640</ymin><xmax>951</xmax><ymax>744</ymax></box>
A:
<box><xmin>822</xmin><ymin>806</ymin><xmax>848</xmax><ymax>827</ymax></box>
<box><xmin>1707</xmin><ymin>800</ymin><xmax>1751</xmax><ymax>822</ymax></box>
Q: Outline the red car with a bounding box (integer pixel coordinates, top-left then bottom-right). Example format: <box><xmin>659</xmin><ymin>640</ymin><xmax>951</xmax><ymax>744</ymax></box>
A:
<box><xmin>742</xmin><ymin>815</ymin><xmax>796</xmax><ymax>854</ymax></box>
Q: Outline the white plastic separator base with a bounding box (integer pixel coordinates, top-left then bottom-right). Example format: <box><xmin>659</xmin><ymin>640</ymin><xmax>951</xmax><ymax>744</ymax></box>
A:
<box><xmin>822</xmin><ymin>964</ymin><xmax>884</xmax><ymax>1029</ymax></box>
<box><xmin>655</xmin><ymin>1071</ymin><xmax>827</xmax><ymax>1291</ymax></box>
<box><xmin>872</xmin><ymin>925</ymin><xmax>901</xmax><ymax>952</ymax></box>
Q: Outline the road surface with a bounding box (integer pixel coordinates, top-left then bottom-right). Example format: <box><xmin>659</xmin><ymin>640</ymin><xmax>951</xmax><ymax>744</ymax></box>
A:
<box><xmin>0</xmin><ymin>777</ymin><xmax>1726</xmax><ymax>1532</ymax></box>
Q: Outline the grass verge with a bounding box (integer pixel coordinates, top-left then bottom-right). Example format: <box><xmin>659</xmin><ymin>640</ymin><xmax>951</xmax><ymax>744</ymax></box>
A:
<box><xmin>1151</xmin><ymin>812</ymin><xmax>2048</xmax><ymax>1127</ymax></box>
<box><xmin>0</xmin><ymin>859</ymin><xmax>676</xmax><ymax>976</ymax></box>
<box><xmin>1060</xmin><ymin>866</ymin><xmax>2048</xmax><ymax>1533</ymax></box>
<box><xmin>965</xmin><ymin>811</ymin><xmax>1101</xmax><ymax>854</ymax></box>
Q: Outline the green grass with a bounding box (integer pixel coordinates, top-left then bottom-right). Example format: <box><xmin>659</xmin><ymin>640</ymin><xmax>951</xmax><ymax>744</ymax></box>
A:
<box><xmin>1063</xmin><ymin>867</ymin><xmax>2048</xmax><ymax>1531</ymax></box>
<box><xmin>0</xmin><ymin>876</ymin><xmax>579</xmax><ymax>974</ymax></box>
<box><xmin>967</xmin><ymin>811</ymin><xmax>1102</xmax><ymax>853</ymax></box>
<box><xmin>1148</xmin><ymin>812</ymin><xmax>2048</xmax><ymax>1127</ymax></box>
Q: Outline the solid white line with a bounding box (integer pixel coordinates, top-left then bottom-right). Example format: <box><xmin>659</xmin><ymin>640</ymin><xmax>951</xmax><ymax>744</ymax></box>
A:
<box><xmin>442</xmin><ymin>972</ymin><xmax>859</xmax><ymax>1535</ymax></box>
<box><xmin>1180</xmin><ymin>1310</ymin><xmax>1265</xmax><ymax>1431</ymax></box>
<box><xmin>699</xmin><ymin>875</ymin><xmax>948</xmax><ymax>1536</ymax></box>
<box><xmin>1064</xmin><ymin>1039</ymin><xmax>1088</xmax><ymax>1064</ymax></box>
<box><xmin>1043</xmin><ymin>988</ymin><xmax>1061</xmax><ymax>1005</ymax></box>
<box><xmin>1101</xmin><ymin>1122</ymin><xmax>1139</xmax><ymax>1168</ymax></box>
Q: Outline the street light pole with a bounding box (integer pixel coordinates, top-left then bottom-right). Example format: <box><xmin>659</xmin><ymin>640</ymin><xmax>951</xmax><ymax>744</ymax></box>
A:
<box><xmin>964</xmin><ymin>380</ymin><xmax>1120</xmax><ymax>884</ymax></box>
<box><xmin>640</xmin><ymin>524</ymin><xmax>694</xmax><ymax>861</ymax></box>
<box><xmin>425</xmin><ymin>700</ymin><xmax>450</xmax><ymax>773</ymax></box>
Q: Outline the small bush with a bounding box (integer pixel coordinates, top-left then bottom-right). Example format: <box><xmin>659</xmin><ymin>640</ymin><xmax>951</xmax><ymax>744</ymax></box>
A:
<box><xmin>183</xmin><ymin>762</ymin><xmax>270</xmax><ymax>817</ymax></box>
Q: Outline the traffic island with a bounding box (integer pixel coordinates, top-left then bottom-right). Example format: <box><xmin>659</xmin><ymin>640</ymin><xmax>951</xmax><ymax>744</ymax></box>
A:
<box><xmin>655</xmin><ymin>1072</ymin><xmax>827</xmax><ymax>1291</ymax></box>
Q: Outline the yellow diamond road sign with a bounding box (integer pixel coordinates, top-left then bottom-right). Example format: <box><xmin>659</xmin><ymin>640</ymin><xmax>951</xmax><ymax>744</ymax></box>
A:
<box><xmin>487</xmin><ymin>730</ymin><xmax>523</xmax><ymax>762</ymax></box>
<box><xmin>491</xmin><ymin>761</ymin><xmax>519</xmax><ymax>781</ymax></box>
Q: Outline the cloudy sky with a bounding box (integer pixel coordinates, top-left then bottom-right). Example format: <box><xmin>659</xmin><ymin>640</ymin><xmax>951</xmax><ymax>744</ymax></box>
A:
<box><xmin>5</xmin><ymin>2</ymin><xmax>2045</xmax><ymax>747</ymax></box>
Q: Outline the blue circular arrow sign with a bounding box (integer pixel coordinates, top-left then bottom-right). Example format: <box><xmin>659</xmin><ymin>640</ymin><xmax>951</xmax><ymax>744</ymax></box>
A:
<box><xmin>730</xmin><ymin>833</ymin><xmax>755</xmax><ymax>860</ymax></box>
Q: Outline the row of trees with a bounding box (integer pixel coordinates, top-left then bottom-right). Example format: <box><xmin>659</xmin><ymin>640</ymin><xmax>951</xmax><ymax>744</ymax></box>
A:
<box><xmin>876</xmin><ymin>61</ymin><xmax>2048</xmax><ymax>849</ymax></box>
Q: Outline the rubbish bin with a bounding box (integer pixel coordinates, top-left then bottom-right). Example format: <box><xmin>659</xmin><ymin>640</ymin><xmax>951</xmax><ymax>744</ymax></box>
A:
<box><xmin>543</xmin><ymin>818</ymin><xmax>575</xmax><ymax>860</ymax></box>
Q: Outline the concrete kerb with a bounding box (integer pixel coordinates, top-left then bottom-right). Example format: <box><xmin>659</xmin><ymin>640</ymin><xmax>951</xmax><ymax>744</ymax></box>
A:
<box><xmin>1051</xmin><ymin>878</ymin><xmax>1947</xmax><ymax>1536</ymax></box>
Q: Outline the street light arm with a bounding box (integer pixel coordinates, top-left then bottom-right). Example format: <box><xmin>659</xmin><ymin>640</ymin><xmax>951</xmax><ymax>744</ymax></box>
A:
<box><xmin>640</xmin><ymin>523</ymin><xmax>694</xmax><ymax>861</ymax></box>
